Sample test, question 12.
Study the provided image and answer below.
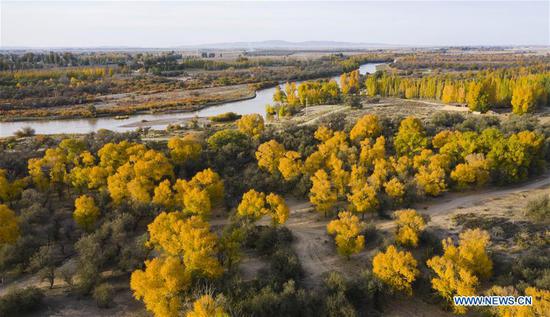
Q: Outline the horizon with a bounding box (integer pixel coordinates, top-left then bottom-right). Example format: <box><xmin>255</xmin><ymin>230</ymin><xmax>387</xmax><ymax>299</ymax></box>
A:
<box><xmin>1</xmin><ymin>1</ymin><xmax>549</xmax><ymax>48</ymax></box>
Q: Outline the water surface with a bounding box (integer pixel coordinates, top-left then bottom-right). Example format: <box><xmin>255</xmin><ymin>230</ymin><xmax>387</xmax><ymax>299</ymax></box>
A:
<box><xmin>0</xmin><ymin>63</ymin><xmax>381</xmax><ymax>137</ymax></box>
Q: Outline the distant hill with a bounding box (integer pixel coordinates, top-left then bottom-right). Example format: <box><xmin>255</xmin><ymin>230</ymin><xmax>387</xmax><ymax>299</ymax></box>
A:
<box><xmin>181</xmin><ymin>40</ymin><xmax>404</xmax><ymax>50</ymax></box>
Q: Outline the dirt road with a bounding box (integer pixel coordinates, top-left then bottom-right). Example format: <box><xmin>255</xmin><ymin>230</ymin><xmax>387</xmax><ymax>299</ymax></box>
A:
<box><xmin>284</xmin><ymin>173</ymin><xmax>550</xmax><ymax>286</ymax></box>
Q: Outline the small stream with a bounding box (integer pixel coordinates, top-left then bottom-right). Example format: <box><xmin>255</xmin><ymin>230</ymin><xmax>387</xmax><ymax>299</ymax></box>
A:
<box><xmin>0</xmin><ymin>63</ymin><xmax>382</xmax><ymax>137</ymax></box>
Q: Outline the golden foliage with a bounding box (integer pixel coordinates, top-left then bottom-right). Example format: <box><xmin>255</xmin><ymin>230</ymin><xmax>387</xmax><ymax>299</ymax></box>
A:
<box><xmin>73</xmin><ymin>195</ymin><xmax>100</xmax><ymax>232</ymax></box>
<box><xmin>236</xmin><ymin>114</ymin><xmax>265</xmax><ymax>137</ymax></box>
<box><xmin>394</xmin><ymin>209</ymin><xmax>426</xmax><ymax>248</ymax></box>
<box><xmin>372</xmin><ymin>245</ymin><xmax>419</xmax><ymax>295</ymax></box>
<box><xmin>309</xmin><ymin>169</ymin><xmax>337</xmax><ymax>216</ymax></box>
<box><xmin>0</xmin><ymin>204</ymin><xmax>19</xmax><ymax>245</ymax></box>
<box><xmin>326</xmin><ymin>211</ymin><xmax>366</xmax><ymax>258</ymax></box>
<box><xmin>186</xmin><ymin>295</ymin><xmax>228</xmax><ymax>317</ymax></box>
<box><xmin>278</xmin><ymin>151</ymin><xmax>303</xmax><ymax>181</ymax></box>
<box><xmin>256</xmin><ymin>140</ymin><xmax>286</xmax><ymax>174</ymax></box>
<box><xmin>130</xmin><ymin>256</ymin><xmax>191</xmax><ymax>317</ymax></box>
<box><xmin>350</xmin><ymin>114</ymin><xmax>381</xmax><ymax>142</ymax></box>
<box><xmin>167</xmin><ymin>135</ymin><xmax>202</xmax><ymax>165</ymax></box>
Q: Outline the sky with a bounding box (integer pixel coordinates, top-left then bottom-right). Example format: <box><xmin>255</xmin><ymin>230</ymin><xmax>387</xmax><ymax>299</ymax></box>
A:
<box><xmin>0</xmin><ymin>0</ymin><xmax>549</xmax><ymax>48</ymax></box>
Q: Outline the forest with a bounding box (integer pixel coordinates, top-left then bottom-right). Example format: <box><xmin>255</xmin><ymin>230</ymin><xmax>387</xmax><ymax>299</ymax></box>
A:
<box><xmin>0</xmin><ymin>48</ymin><xmax>549</xmax><ymax>317</ymax></box>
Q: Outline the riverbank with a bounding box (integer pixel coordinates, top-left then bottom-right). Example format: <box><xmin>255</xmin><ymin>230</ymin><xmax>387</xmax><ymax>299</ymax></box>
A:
<box><xmin>0</xmin><ymin>84</ymin><xmax>258</xmax><ymax>123</ymax></box>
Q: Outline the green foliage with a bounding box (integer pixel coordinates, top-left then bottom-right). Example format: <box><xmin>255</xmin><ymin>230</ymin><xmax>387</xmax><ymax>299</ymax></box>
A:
<box><xmin>0</xmin><ymin>287</ymin><xmax>44</xmax><ymax>316</ymax></box>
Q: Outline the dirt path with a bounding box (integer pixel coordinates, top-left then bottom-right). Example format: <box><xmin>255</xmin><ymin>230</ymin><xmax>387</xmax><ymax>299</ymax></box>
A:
<box><xmin>284</xmin><ymin>173</ymin><xmax>550</xmax><ymax>287</ymax></box>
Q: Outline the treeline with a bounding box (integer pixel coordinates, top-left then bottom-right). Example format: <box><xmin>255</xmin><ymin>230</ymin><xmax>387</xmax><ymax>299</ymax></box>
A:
<box><xmin>0</xmin><ymin>52</ymin><xmax>134</xmax><ymax>71</ymax></box>
<box><xmin>366</xmin><ymin>67</ymin><xmax>550</xmax><ymax>114</ymax></box>
<box><xmin>393</xmin><ymin>52</ymin><xmax>550</xmax><ymax>71</ymax></box>
<box><xmin>266</xmin><ymin>70</ymin><xmax>362</xmax><ymax>118</ymax></box>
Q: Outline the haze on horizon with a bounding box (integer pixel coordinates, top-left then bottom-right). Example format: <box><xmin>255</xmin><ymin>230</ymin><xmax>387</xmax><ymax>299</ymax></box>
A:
<box><xmin>1</xmin><ymin>0</ymin><xmax>549</xmax><ymax>48</ymax></box>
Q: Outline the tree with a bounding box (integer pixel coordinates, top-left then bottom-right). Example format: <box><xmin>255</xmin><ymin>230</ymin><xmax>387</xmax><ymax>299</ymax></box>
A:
<box><xmin>488</xmin><ymin>286</ymin><xmax>549</xmax><ymax>317</ymax></box>
<box><xmin>511</xmin><ymin>79</ymin><xmax>542</xmax><ymax>115</ymax></box>
<box><xmin>183</xmin><ymin>187</ymin><xmax>211</xmax><ymax>217</ymax></box>
<box><xmin>383</xmin><ymin>178</ymin><xmax>406</xmax><ymax>204</ymax></box>
<box><xmin>0</xmin><ymin>204</ymin><xmax>19</xmax><ymax>245</ymax></box>
<box><xmin>450</xmin><ymin>154</ymin><xmax>490</xmax><ymax>189</ymax></box>
<box><xmin>0</xmin><ymin>169</ymin><xmax>25</xmax><ymax>203</ymax></box>
<box><xmin>327</xmin><ymin>211</ymin><xmax>366</xmax><ymax>259</ymax></box>
<box><xmin>426</xmin><ymin>228</ymin><xmax>493</xmax><ymax>314</ymax></box>
<box><xmin>73</xmin><ymin>195</ymin><xmax>100</xmax><ymax>232</ymax></box>
<box><xmin>349</xmin><ymin>114</ymin><xmax>381</xmax><ymax>143</ymax></box>
<box><xmin>426</xmin><ymin>255</ymin><xmax>478</xmax><ymax>314</ymax></box>
<box><xmin>394</xmin><ymin>117</ymin><xmax>428</xmax><ymax>157</ymax></box>
<box><xmin>186</xmin><ymin>295</ymin><xmax>228</xmax><ymax>317</ymax></box>
<box><xmin>309</xmin><ymin>169</ymin><xmax>337</xmax><ymax>217</ymax></box>
<box><xmin>455</xmin><ymin>229</ymin><xmax>493</xmax><ymax>279</ymax></box>
<box><xmin>236</xmin><ymin>190</ymin><xmax>289</xmax><ymax>225</ymax></box>
<box><xmin>314</xmin><ymin>125</ymin><xmax>333</xmax><ymax>142</ymax></box>
<box><xmin>266</xmin><ymin>193</ymin><xmax>289</xmax><ymax>225</ymax></box>
<box><xmin>256</xmin><ymin>140</ymin><xmax>285</xmax><ymax>175</ymax></box>
<box><xmin>153</xmin><ymin>179</ymin><xmax>175</xmax><ymax>208</ymax></box>
<box><xmin>466</xmin><ymin>81</ymin><xmax>491</xmax><ymax>112</ymax></box>
<box><xmin>394</xmin><ymin>209</ymin><xmax>426</xmax><ymax>248</ymax></box>
<box><xmin>167</xmin><ymin>135</ymin><xmax>202</xmax><ymax>165</ymax></box>
<box><xmin>130</xmin><ymin>256</ymin><xmax>191</xmax><ymax>317</ymax></box>
<box><xmin>236</xmin><ymin>189</ymin><xmax>268</xmax><ymax>221</ymax></box>
<box><xmin>236</xmin><ymin>114</ymin><xmax>265</xmax><ymax>138</ymax></box>
<box><xmin>278</xmin><ymin>151</ymin><xmax>303</xmax><ymax>181</ymax></box>
<box><xmin>372</xmin><ymin>245</ymin><xmax>419</xmax><ymax>295</ymax></box>
<box><xmin>146</xmin><ymin>212</ymin><xmax>223</xmax><ymax>278</ymax></box>
<box><xmin>347</xmin><ymin>183</ymin><xmax>378</xmax><ymax>218</ymax></box>
<box><xmin>415</xmin><ymin>166</ymin><xmax>447</xmax><ymax>196</ymax></box>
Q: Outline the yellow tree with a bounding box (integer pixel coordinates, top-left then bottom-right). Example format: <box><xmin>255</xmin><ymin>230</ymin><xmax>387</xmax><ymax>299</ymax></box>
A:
<box><xmin>314</xmin><ymin>125</ymin><xmax>334</xmax><ymax>142</ymax></box>
<box><xmin>372</xmin><ymin>245</ymin><xmax>419</xmax><ymax>295</ymax></box>
<box><xmin>488</xmin><ymin>286</ymin><xmax>549</xmax><ymax>317</ymax></box>
<box><xmin>167</xmin><ymin>135</ymin><xmax>202</xmax><ymax>165</ymax></box>
<box><xmin>236</xmin><ymin>190</ymin><xmax>289</xmax><ymax>225</ymax></box>
<box><xmin>130</xmin><ymin>256</ymin><xmax>191</xmax><ymax>317</ymax></box>
<box><xmin>511</xmin><ymin>79</ymin><xmax>541</xmax><ymax>115</ymax></box>
<box><xmin>394</xmin><ymin>209</ymin><xmax>426</xmax><ymax>248</ymax></box>
<box><xmin>327</xmin><ymin>211</ymin><xmax>366</xmax><ymax>259</ymax></box>
<box><xmin>347</xmin><ymin>183</ymin><xmax>378</xmax><ymax>218</ymax></box>
<box><xmin>183</xmin><ymin>187</ymin><xmax>212</xmax><ymax>217</ymax></box>
<box><xmin>73</xmin><ymin>195</ymin><xmax>100</xmax><ymax>232</ymax></box>
<box><xmin>236</xmin><ymin>114</ymin><xmax>265</xmax><ymax>138</ymax></box>
<box><xmin>0</xmin><ymin>204</ymin><xmax>19</xmax><ymax>245</ymax></box>
<box><xmin>153</xmin><ymin>179</ymin><xmax>175</xmax><ymax>208</ymax></box>
<box><xmin>0</xmin><ymin>169</ymin><xmax>25</xmax><ymax>203</ymax></box>
<box><xmin>146</xmin><ymin>212</ymin><xmax>223</xmax><ymax>278</ymax></box>
<box><xmin>266</xmin><ymin>193</ymin><xmax>289</xmax><ymax>225</ymax></box>
<box><xmin>350</xmin><ymin>114</ymin><xmax>381</xmax><ymax>143</ymax></box>
<box><xmin>278</xmin><ymin>151</ymin><xmax>303</xmax><ymax>181</ymax></box>
<box><xmin>256</xmin><ymin>140</ymin><xmax>286</xmax><ymax>175</ymax></box>
<box><xmin>236</xmin><ymin>189</ymin><xmax>268</xmax><ymax>221</ymax></box>
<box><xmin>415</xmin><ymin>166</ymin><xmax>447</xmax><ymax>196</ymax></box>
<box><xmin>327</xmin><ymin>155</ymin><xmax>350</xmax><ymax>198</ymax></box>
<box><xmin>450</xmin><ymin>153</ymin><xmax>490</xmax><ymax>189</ymax></box>
<box><xmin>383</xmin><ymin>178</ymin><xmax>406</xmax><ymax>204</ymax></box>
<box><xmin>456</xmin><ymin>229</ymin><xmax>493</xmax><ymax>279</ymax></box>
<box><xmin>426</xmin><ymin>228</ymin><xmax>492</xmax><ymax>314</ymax></box>
<box><xmin>426</xmin><ymin>255</ymin><xmax>478</xmax><ymax>314</ymax></box>
<box><xmin>186</xmin><ymin>295</ymin><xmax>228</xmax><ymax>317</ymax></box>
<box><xmin>309</xmin><ymin>169</ymin><xmax>337</xmax><ymax>217</ymax></box>
<box><xmin>394</xmin><ymin>116</ymin><xmax>428</xmax><ymax>157</ymax></box>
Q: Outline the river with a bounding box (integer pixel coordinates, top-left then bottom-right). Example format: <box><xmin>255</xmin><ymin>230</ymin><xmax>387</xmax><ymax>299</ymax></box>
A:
<box><xmin>0</xmin><ymin>63</ymin><xmax>382</xmax><ymax>137</ymax></box>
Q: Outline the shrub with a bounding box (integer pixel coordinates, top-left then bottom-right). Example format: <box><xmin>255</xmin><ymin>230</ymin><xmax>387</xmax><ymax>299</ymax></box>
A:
<box><xmin>14</xmin><ymin>126</ymin><xmax>35</xmax><ymax>138</ymax></box>
<box><xmin>92</xmin><ymin>283</ymin><xmax>115</xmax><ymax>308</ymax></box>
<box><xmin>209</xmin><ymin>112</ymin><xmax>242</xmax><ymax>122</ymax></box>
<box><xmin>525</xmin><ymin>194</ymin><xmax>550</xmax><ymax>223</ymax></box>
<box><xmin>0</xmin><ymin>287</ymin><xmax>44</xmax><ymax>316</ymax></box>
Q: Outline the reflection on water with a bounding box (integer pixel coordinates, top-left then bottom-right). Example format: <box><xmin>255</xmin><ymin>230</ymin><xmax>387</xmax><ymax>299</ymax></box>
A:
<box><xmin>0</xmin><ymin>63</ymin><xmax>382</xmax><ymax>137</ymax></box>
